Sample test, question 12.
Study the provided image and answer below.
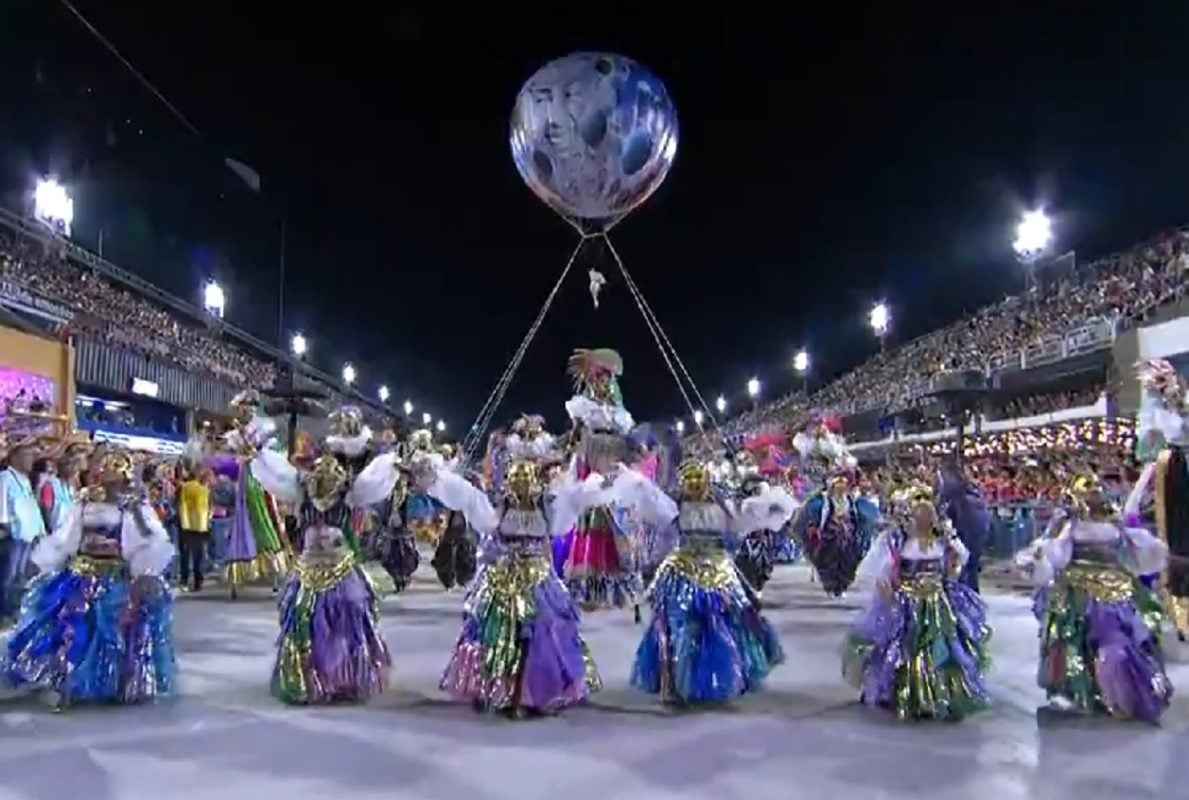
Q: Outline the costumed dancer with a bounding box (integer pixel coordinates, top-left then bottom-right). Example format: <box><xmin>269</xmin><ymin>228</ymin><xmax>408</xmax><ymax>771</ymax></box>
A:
<box><xmin>1021</xmin><ymin>473</ymin><xmax>1172</xmax><ymax>723</ymax></box>
<box><xmin>501</xmin><ymin>415</ymin><xmax>570</xmax><ymax>577</ymax></box>
<box><xmin>935</xmin><ymin>457</ymin><xmax>992</xmax><ymax>593</ymax></box>
<box><xmin>430</xmin><ymin>443</ymin><xmax>480</xmax><ymax>591</ymax></box>
<box><xmin>4</xmin><ymin>448</ymin><xmax>176</xmax><ymax>710</ymax></box>
<box><xmin>440</xmin><ymin>457</ymin><xmax>602</xmax><ymax>717</ymax></box>
<box><xmin>1128</xmin><ymin>359</ymin><xmax>1189</xmax><ymax>641</ymax></box>
<box><xmin>559</xmin><ymin>348</ymin><xmax>642</xmax><ymax>610</ymax></box>
<box><xmin>843</xmin><ymin>483</ymin><xmax>991</xmax><ymax>720</ymax></box>
<box><xmin>791</xmin><ymin>423</ymin><xmax>878</xmax><ymax>598</ymax></box>
<box><xmin>369</xmin><ymin>430</ymin><xmax>420</xmax><ymax>595</ymax></box>
<box><xmin>630</xmin><ymin>458</ymin><xmax>794</xmax><ymax>705</ymax></box>
<box><xmin>249</xmin><ymin>424</ymin><xmax>398</xmax><ymax>706</ymax></box>
<box><xmin>212</xmin><ymin>391</ymin><xmax>293</xmax><ymax>598</ymax></box>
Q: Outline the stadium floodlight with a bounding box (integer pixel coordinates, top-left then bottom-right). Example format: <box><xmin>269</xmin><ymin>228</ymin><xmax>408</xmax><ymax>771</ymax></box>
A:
<box><xmin>747</xmin><ymin>377</ymin><xmax>761</xmax><ymax>399</ymax></box>
<box><xmin>793</xmin><ymin>349</ymin><xmax>810</xmax><ymax>374</ymax></box>
<box><xmin>675</xmin><ymin>419</ymin><xmax>686</xmax><ymax>434</ymax></box>
<box><xmin>290</xmin><ymin>332</ymin><xmax>308</xmax><ymax>358</ymax></box>
<box><xmin>422</xmin><ymin>412</ymin><xmax>432</xmax><ymax>426</ymax></box>
<box><xmin>436</xmin><ymin>419</ymin><xmax>446</xmax><ymax>433</ymax></box>
<box><xmin>202</xmin><ymin>281</ymin><xmax>226</xmax><ymax>318</ymax></box>
<box><xmin>342</xmin><ymin>363</ymin><xmax>356</xmax><ymax>385</ymax></box>
<box><xmin>34</xmin><ymin>178</ymin><xmax>74</xmax><ymax>235</ymax></box>
<box><xmin>403</xmin><ymin>399</ymin><xmax>414</xmax><ymax>416</ymax></box>
<box><xmin>1013</xmin><ymin>209</ymin><xmax>1053</xmax><ymax>264</ymax></box>
<box><xmin>378</xmin><ymin>385</ymin><xmax>390</xmax><ymax>403</ymax></box>
<box><xmin>715</xmin><ymin>395</ymin><xmax>727</xmax><ymax>414</ymax></box>
<box><xmin>869</xmin><ymin>303</ymin><xmax>890</xmax><ymax>338</ymax></box>
<box><xmin>693</xmin><ymin>409</ymin><xmax>705</xmax><ymax>427</ymax></box>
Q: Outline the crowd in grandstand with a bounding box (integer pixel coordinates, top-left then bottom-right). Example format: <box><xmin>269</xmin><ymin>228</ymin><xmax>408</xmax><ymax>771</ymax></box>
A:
<box><xmin>723</xmin><ymin>228</ymin><xmax>1187</xmax><ymax>438</ymax></box>
<box><xmin>1</xmin><ymin>231</ymin><xmax>277</xmax><ymax>388</ymax></box>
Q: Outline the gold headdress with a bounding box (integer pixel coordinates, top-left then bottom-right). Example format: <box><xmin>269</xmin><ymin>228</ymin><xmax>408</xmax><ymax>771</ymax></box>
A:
<box><xmin>1064</xmin><ymin>472</ymin><xmax>1114</xmax><ymax>519</ymax></box>
<box><xmin>327</xmin><ymin>405</ymin><xmax>365</xmax><ymax>439</ymax></box>
<box><xmin>678</xmin><ymin>459</ymin><xmax>712</xmax><ymax>502</ymax></box>
<box><xmin>303</xmin><ymin>454</ymin><xmax>348</xmax><ymax>511</ymax></box>
<box><xmin>407</xmin><ymin>428</ymin><xmax>434</xmax><ymax>452</ymax></box>
<box><xmin>94</xmin><ymin>448</ymin><xmax>135</xmax><ymax>484</ymax></box>
<box><xmin>229</xmin><ymin>389</ymin><xmax>262</xmax><ymax>421</ymax></box>
<box><xmin>505</xmin><ymin>458</ymin><xmax>542</xmax><ymax>506</ymax></box>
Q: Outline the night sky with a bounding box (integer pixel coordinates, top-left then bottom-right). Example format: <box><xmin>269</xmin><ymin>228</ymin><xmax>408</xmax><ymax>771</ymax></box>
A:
<box><xmin>3</xmin><ymin>3</ymin><xmax>1189</xmax><ymax>434</ymax></box>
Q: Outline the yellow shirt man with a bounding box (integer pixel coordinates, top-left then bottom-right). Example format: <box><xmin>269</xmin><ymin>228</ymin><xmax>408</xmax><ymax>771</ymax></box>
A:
<box><xmin>178</xmin><ymin>478</ymin><xmax>211</xmax><ymax>534</ymax></box>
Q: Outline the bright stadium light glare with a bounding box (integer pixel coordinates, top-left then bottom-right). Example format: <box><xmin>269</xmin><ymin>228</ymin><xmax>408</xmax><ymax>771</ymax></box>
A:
<box><xmin>342</xmin><ymin>363</ymin><xmax>356</xmax><ymax>385</ymax></box>
<box><xmin>290</xmin><ymin>332</ymin><xmax>308</xmax><ymax>357</ymax></box>
<box><xmin>34</xmin><ymin>178</ymin><xmax>74</xmax><ymax>235</ymax></box>
<box><xmin>715</xmin><ymin>395</ymin><xmax>727</xmax><ymax>414</ymax></box>
<box><xmin>403</xmin><ymin>400</ymin><xmax>414</xmax><ymax>416</ymax></box>
<box><xmin>1013</xmin><ymin>209</ymin><xmax>1053</xmax><ymax>263</ymax></box>
<box><xmin>793</xmin><ymin>349</ymin><xmax>810</xmax><ymax>374</ymax></box>
<box><xmin>869</xmin><ymin>302</ymin><xmax>890</xmax><ymax>337</ymax></box>
<box><xmin>202</xmin><ymin>281</ymin><xmax>225</xmax><ymax>318</ymax></box>
<box><xmin>422</xmin><ymin>412</ymin><xmax>432</xmax><ymax>426</ymax></box>
<box><xmin>693</xmin><ymin>409</ymin><xmax>705</xmax><ymax>427</ymax></box>
<box><xmin>747</xmin><ymin>377</ymin><xmax>761</xmax><ymax>398</ymax></box>
<box><xmin>378</xmin><ymin>385</ymin><xmax>390</xmax><ymax>403</ymax></box>
<box><xmin>675</xmin><ymin>419</ymin><xmax>685</xmax><ymax>434</ymax></box>
<box><xmin>436</xmin><ymin>419</ymin><xmax>446</xmax><ymax>433</ymax></box>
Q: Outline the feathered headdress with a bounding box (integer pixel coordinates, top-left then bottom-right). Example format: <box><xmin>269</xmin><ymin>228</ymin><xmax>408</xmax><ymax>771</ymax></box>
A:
<box><xmin>1137</xmin><ymin>359</ymin><xmax>1187</xmax><ymax>413</ymax></box>
<box><xmin>567</xmin><ymin>348</ymin><xmax>624</xmax><ymax>405</ymax></box>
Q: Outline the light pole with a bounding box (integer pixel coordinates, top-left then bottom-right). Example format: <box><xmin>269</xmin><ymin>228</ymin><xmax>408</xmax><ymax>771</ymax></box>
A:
<box><xmin>715</xmin><ymin>395</ymin><xmax>727</xmax><ymax>415</ymax></box>
<box><xmin>378</xmin><ymin>385</ymin><xmax>390</xmax><ymax>404</ymax></box>
<box><xmin>202</xmin><ymin>281</ymin><xmax>226</xmax><ymax>319</ymax></box>
<box><xmin>693</xmin><ymin>409</ymin><xmax>705</xmax><ymax>429</ymax></box>
<box><xmin>675</xmin><ymin>419</ymin><xmax>686</xmax><ymax>435</ymax></box>
<box><xmin>793</xmin><ymin>348</ymin><xmax>810</xmax><ymax>395</ymax></box>
<box><xmin>422</xmin><ymin>412</ymin><xmax>432</xmax><ymax>427</ymax></box>
<box><xmin>342</xmin><ymin>363</ymin><xmax>356</xmax><ymax>386</ymax></box>
<box><xmin>290</xmin><ymin>333</ymin><xmax>308</xmax><ymax>359</ymax></box>
<box><xmin>403</xmin><ymin>399</ymin><xmax>414</xmax><ymax>417</ymax></box>
<box><xmin>436</xmin><ymin>419</ymin><xmax>446</xmax><ymax>433</ymax></box>
<box><xmin>747</xmin><ymin>377</ymin><xmax>760</xmax><ymax>409</ymax></box>
<box><xmin>1013</xmin><ymin>208</ymin><xmax>1053</xmax><ymax>293</ymax></box>
<box><xmin>33</xmin><ymin>178</ymin><xmax>74</xmax><ymax>236</ymax></box>
<box><xmin>869</xmin><ymin>302</ymin><xmax>890</xmax><ymax>353</ymax></box>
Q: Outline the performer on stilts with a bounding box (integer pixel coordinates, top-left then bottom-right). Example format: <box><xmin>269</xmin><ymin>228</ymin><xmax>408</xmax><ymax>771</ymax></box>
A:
<box><xmin>440</xmin><ymin>457</ymin><xmax>601</xmax><ymax>717</ymax></box>
<box><xmin>558</xmin><ymin>348</ymin><xmax>644</xmax><ymax>611</ymax></box>
<box><xmin>630</xmin><ymin>458</ymin><xmax>794</xmax><ymax>706</ymax></box>
<box><xmin>4</xmin><ymin>448</ymin><xmax>176</xmax><ymax>710</ymax></box>
<box><xmin>1128</xmin><ymin>359</ymin><xmax>1189</xmax><ymax>641</ymax></box>
<box><xmin>843</xmin><ymin>482</ymin><xmax>991</xmax><ymax>721</ymax></box>
<box><xmin>1021</xmin><ymin>472</ymin><xmax>1173</xmax><ymax>723</ymax></box>
<box><xmin>212</xmin><ymin>391</ymin><xmax>293</xmax><ymax>599</ymax></box>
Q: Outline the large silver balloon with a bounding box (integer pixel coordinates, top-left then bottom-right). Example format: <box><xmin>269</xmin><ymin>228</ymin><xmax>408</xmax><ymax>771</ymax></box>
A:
<box><xmin>510</xmin><ymin>52</ymin><xmax>679</xmax><ymax>229</ymax></box>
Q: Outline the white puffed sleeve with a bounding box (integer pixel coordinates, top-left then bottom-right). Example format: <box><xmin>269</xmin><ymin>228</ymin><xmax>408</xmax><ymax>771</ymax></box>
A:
<box><xmin>425</xmin><ymin>468</ymin><xmax>499</xmax><ymax>535</ymax></box>
<box><xmin>733</xmin><ymin>486</ymin><xmax>798</xmax><ymax>535</ymax></box>
<box><xmin>1120</xmin><ymin>526</ymin><xmax>1168</xmax><ymax>577</ymax></box>
<box><xmin>607</xmin><ymin>465</ymin><xmax>679</xmax><ymax>529</ymax></box>
<box><xmin>550</xmin><ymin>473</ymin><xmax>610</xmax><ymax>535</ymax></box>
<box><xmin>854</xmin><ymin>529</ymin><xmax>897</xmax><ymax>585</ymax></box>
<box><xmin>0</xmin><ymin>478</ymin><xmax>10</xmax><ymax>528</ymax></box>
<box><xmin>1124</xmin><ymin>461</ymin><xmax>1157</xmax><ymax>518</ymax></box>
<box><xmin>30</xmin><ymin>503</ymin><xmax>83</xmax><ymax>573</ymax></box>
<box><xmin>121</xmin><ymin>502</ymin><xmax>176</xmax><ymax>577</ymax></box>
<box><xmin>946</xmin><ymin>534</ymin><xmax>970</xmax><ymax>574</ymax></box>
<box><xmin>1031</xmin><ymin>526</ymin><xmax>1074</xmax><ymax>587</ymax></box>
<box><xmin>250</xmin><ymin>449</ymin><xmax>302</xmax><ymax>505</ymax></box>
<box><xmin>347</xmin><ymin>452</ymin><xmax>400</xmax><ymax>509</ymax></box>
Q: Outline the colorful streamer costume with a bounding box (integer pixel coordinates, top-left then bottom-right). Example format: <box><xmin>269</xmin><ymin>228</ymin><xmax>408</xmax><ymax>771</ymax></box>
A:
<box><xmin>217</xmin><ymin>392</ymin><xmax>292</xmax><ymax>593</ymax></box>
<box><xmin>631</xmin><ymin>460</ymin><xmax>794</xmax><ymax>705</ymax></box>
<box><xmin>250</xmin><ymin>408</ymin><xmax>398</xmax><ymax>705</ymax></box>
<box><xmin>4</xmin><ymin>449</ymin><xmax>177</xmax><ymax>709</ymax></box>
<box><xmin>1025</xmin><ymin>473</ymin><xmax>1173</xmax><ymax>723</ymax></box>
<box><xmin>559</xmin><ymin>349</ymin><xmax>642</xmax><ymax>609</ymax></box>
<box><xmin>843</xmin><ymin>484</ymin><xmax>990</xmax><ymax>720</ymax></box>
<box><xmin>441</xmin><ymin>458</ymin><xmax>601</xmax><ymax>716</ymax></box>
<box><xmin>1129</xmin><ymin>359</ymin><xmax>1189</xmax><ymax>639</ymax></box>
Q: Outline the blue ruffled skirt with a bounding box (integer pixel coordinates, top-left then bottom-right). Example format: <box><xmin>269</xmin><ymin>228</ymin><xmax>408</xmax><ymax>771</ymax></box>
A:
<box><xmin>632</xmin><ymin>544</ymin><xmax>784</xmax><ymax>704</ymax></box>
<box><xmin>4</xmin><ymin>556</ymin><xmax>176</xmax><ymax>706</ymax></box>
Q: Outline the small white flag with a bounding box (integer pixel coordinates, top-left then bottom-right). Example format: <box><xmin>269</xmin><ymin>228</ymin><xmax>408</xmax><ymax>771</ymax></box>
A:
<box><xmin>589</xmin><ymin>268</ymin><xmax>606</xmax><ymax>309</ymax></box>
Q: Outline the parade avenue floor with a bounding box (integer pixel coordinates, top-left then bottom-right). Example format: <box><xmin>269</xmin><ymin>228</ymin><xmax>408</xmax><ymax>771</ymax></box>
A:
<box><xmin>1</xmin><ymin>564</ymin><xmax>1187</xmax><ymax>800</ymax></box>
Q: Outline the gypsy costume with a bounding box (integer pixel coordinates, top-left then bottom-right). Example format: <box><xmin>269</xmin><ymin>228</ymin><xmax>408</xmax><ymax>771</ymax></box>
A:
<box><xmin>214</xmin><ymin>393</ymin><xmax>292</xmax><ymax>594</ymax></box>
<box><xmin>559</xmin><ymin>349</ymin><xmax>642</xmax><ymax>609</ymax></box>
<box><xmin>397</xmin><ymin>432</ymin><xmax>477</xmax><ymax>590</ymax></box>
<box><xmin>843</xmin><ymin>485</ymin><xmax>991</xmax><ymax>720</ymax></box>
<box><xmin>4</xmin><ymin>450</ymin><xmax>177</xmax><ymax>708</ymax></box>
<box><xmin>630</xmin><ymin>461</ymin><xmax>793</xmax><ymax>705</ymax></box>
<box><xmin>794</xmin><ymin>480</ymin><xmax>879</xmax><ymax>598</ymax></box>
<box><xmin>440</xmin><ymin>458</ymin><xmax>601</xmax><ymax>716</ymax></box>
<box><xmin>250</xmin><ymin>443</ymin><xmax>398</xmax><ymax>705</ymax></box>
<box><xmin>1025</xmin><ymin>474</ymin><xmax>1173</xmax><ymax>723</ymax></box>
<box><xmin>1128</xmin><ymin>359</ymin><xmax>1189</xmax><ymax>639</ymax></box>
